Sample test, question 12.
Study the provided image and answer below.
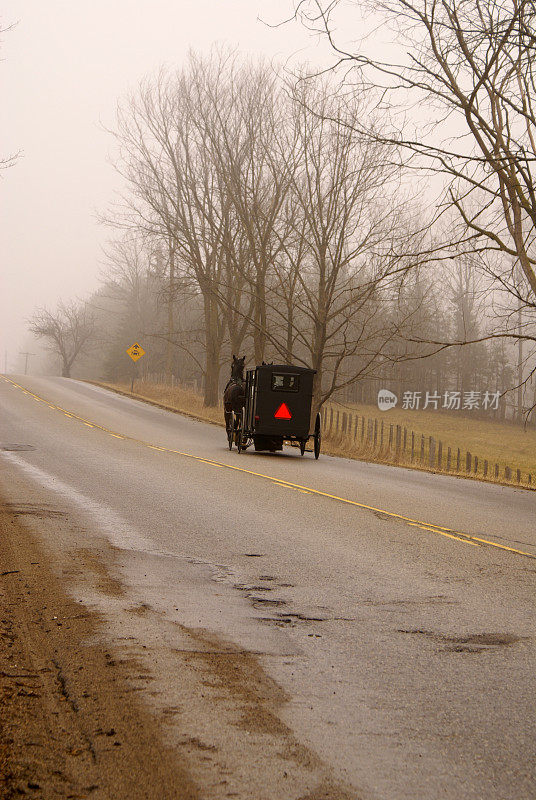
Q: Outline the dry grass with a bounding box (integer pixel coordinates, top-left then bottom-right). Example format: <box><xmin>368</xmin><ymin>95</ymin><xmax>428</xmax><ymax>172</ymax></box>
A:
<box><xmin>96</xmin><ymin>380</ymin><xmax>535</xmax><ymax>489</ymax></box>
<box><xmin>98</xmin><ymin>380</ymin><xmax>225</xmax><ymax>427</ymax></box>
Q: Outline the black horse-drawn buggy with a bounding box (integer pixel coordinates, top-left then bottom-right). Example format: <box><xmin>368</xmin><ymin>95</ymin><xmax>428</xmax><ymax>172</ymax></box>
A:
<box><xmin>224</xmin><ymin>358</ymin><xmax>321</xmax><ymax>458</ymax></box>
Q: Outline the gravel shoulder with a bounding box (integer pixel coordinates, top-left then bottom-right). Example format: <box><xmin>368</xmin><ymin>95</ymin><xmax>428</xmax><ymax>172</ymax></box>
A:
<box><xmin>0</xmin><ymin>499</ymin><xmax>200</xmax><ymax>800</ymax></box>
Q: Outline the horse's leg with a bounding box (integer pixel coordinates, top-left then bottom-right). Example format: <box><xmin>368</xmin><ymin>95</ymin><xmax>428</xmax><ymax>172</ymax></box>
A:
<box><xmin>234</xmin><ymin>408</ymin><xmax>243</xmax><ymax>445</ymax></box>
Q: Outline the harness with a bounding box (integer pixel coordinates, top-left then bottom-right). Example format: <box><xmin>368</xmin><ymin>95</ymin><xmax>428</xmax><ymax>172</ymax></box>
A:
<box><xmin>225</xmin><ymin>376</ymin><xmax>244</xmax><ymax>391</ymax></box>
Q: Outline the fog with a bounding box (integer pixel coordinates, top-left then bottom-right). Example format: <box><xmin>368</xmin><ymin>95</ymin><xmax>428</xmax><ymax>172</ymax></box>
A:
<box><xmin>1</xmin><ymin>0</ymin><xmax>326</xmax><ymax>373</ymax></box>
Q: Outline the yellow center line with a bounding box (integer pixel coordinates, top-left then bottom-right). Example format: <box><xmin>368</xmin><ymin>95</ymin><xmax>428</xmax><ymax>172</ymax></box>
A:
<box><xmin>2</xmin><ymin>375</ymin><xmax>535</xmax><ymax>561</ymax></box>
<box><xmin>273</xmin><ymin>481</ymin><xmax>311</xmax><ymax>493</ymax></box>
<box><xmin>470</xmin><ymin>536</ymin><xmax>532</xmax><ymax>555</ymax></box>
<box><xmin>407</xmin><ymin>522</ymin><xmax>478</xmax><ymax>546</ymax></box>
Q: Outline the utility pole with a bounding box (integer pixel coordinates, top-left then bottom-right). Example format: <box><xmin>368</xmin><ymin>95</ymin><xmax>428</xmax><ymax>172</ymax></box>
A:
<box><xmin>19</xmin><ymin>352</ymin><xmax>35</xmax><ymax>375</ymax></box>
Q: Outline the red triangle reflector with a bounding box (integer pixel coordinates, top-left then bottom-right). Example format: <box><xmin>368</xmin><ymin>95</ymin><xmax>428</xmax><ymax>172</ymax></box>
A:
<box><xmin>274</xmin><ymin>402</ymin><xmax>292</xmax><ymax>420</ymax></box>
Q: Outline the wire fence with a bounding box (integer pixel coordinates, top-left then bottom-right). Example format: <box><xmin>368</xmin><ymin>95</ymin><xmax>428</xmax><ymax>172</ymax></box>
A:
<box><xmin>322</xmin><ymin>405</ymin><xmax>534</xmax><ymax>488</ymax></box>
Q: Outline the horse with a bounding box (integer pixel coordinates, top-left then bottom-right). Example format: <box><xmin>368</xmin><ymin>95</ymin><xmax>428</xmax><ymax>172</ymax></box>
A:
<box><xmin>223</xmin><ymin>355</ymin><xmax>246</xmax><ymax>439</ymax></box>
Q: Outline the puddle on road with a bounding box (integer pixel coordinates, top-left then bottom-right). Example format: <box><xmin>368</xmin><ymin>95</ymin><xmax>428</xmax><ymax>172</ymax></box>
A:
<box><xmin>1</xmin><ymin>444</ymin><xmax>36</xmax><ymax>452</ymax></box>
<box><xmin>66</xmin><ymin>544</ymin><xmax>358</xmax><ymax>800</ymax></box>
<box><xmin>2</xmin><ymin>502</ymin><xmax>66</xmax><ymax>518</ymax></box>
<box><xmin>397</xmin><ymin>628</ymin><xmax>527</xmax><ymax>652</ymax></box>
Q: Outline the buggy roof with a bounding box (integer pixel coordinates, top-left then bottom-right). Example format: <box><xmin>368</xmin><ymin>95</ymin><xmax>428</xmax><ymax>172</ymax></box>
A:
<box><xmin>252</xmin><ymin>364</ymin><xmax>316</xmax><ymax>374</ymax></box>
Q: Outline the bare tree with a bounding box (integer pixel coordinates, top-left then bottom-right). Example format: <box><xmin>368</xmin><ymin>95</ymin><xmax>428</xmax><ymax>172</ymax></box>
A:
<box><xmin>106</xmin><ymin>49</ymin><xmax>436</xmax><ymax>409</ymax></box>
<box><xmin>110</xmin><ymin>65</ymin><xmax>230</xmax><ymax>405</ymax></box>
<box><xmin>292</xmin><ymin>0</ymin><xmax>536</xmax><ymax>311</ymax></box>
<box><xmin>188</xmin><ymin>50</ymin><xmax>299</xmax><ymax>363</ymax></box>
<box><xmin>273</xmin><ymin>79</ymin><xmax>428</xmax><ymax>409</ymax></box>
<box><xmin>29</xmin><ymin>301</ymin><xmax>96</xmax><ymax>378</ymax></box>
<box><xmin>109</xmin><ymin>51</ymin><xmax>298</xmax><ymax>404</ymax></box>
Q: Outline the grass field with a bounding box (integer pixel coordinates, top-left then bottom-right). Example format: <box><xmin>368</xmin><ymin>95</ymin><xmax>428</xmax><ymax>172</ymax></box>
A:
<box><xmin>98</xmin><ymin>380</ymin><xmax>536</xmax><ymax>489</ymax></box>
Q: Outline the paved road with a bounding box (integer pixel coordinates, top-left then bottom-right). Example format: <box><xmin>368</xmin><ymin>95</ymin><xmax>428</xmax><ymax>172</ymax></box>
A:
<box><xmin>1</xmin><ymin>374</ymin><xmax>535</xmax><ymax>799</ymax></box>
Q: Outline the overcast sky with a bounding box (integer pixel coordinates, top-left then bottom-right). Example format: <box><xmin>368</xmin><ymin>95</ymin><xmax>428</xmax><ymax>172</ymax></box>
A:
<box><xmin>1</xmin><ymin>0</ymin><xmax>333</xmax><ymax>373</ymax></box>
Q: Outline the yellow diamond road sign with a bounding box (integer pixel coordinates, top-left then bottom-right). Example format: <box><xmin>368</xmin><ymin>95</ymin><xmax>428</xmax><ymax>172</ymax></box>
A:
<box><xmin>126</xmin><ymin>342</ymin><xmax>145</xmax><ymax>362</ymax></box>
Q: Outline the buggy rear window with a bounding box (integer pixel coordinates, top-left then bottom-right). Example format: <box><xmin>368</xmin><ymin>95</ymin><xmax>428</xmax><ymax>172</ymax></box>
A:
<box><xmin>271</xmin><ymin>373</ymin><xmax>300</xmax><ymax>392</ymax></box>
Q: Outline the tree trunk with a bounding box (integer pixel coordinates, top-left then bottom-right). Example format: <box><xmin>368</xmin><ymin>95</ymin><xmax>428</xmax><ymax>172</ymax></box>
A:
<box><xmin>311</xmin><ymin>274</ymin><xmax>328</xmax><ymax>413</ymax></box>
<box><xmin>204</xmin><ymin>346</ymin><xmax>220</xmax><ymax>407</ymax></box>
<box><xmin>165</xmin><ymin>247</ymin><xmax>175</xmax><ymax>384</ymax></box>
<box><xmin>253</xmin><ymin>272</ymin><xmax>267</xmax><ymax>364</ymax></box>
<box><xmin>285</xmin><ymin>299</ymin><xmax>294</xmax><ymax>364</ymax></box>
<box><xmin>312</xmin><ymin>366</ymin><xmax>323</xmax><ymax>415</ymax></box>
<box><xmin>517</xmin><ymin>305</ymin><xmax>523</xmax><ymax>423</ymax></box>
<box><xmin>203</xmin><ymin>293</ymin><xmax>221</xmax><ymax>407</ymax></box>
<box><xmin>311</xmin><ymin>319</ymin><xmax>327</xmax><ymax>413</ymax></box>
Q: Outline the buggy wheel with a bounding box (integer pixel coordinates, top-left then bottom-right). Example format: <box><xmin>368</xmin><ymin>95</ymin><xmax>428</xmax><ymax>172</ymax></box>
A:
<box><xmin>226</xmin><ymin>412</ymin><xmax>234</xmax><ymax>450</ymax></box>
<box><xmin>300</xmin><ymin>439</ymin><xmax>306</xmax><ymax>456</ymax></box>
<box><xmin>313</xmin><ymin>412</ymin><xmax>321</xmax><ymax>459</ymax></box>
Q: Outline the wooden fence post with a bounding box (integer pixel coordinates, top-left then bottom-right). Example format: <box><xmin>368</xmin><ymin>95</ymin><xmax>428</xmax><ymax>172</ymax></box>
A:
<box><xmin>380</xmin><ymin>421</ymin><xmax>384</xmax><ymax>451</ymax></box>
<box><xmin>494</xmin><ymin>463</ymin><xmax>499</xmax><ymax>479</ymax></box>
<box><xmin>420</xmin><ymin>434</ymin><xmax>425</xmax><ymax>463</ymax></box>
<box><xmin>517</xmin><ymin>468</ymin><xmax>521</xmax><ymax>483</ymax></box>
<box><xmin>342</xmin><ymin>412</ymin><xmax>347</xmax><ymax>434</ymax></box>
<box><xmin>474</xmin><ymin>456</ymin><xmax>478</xmax><ymax>474</ymax></box>
<box><xmin>457</xmin><ymin>448</ymin><xmax>461</xmax><ymax>472</ymax></box>
<box><xmin>505</xmin><ymin>466</ymin><xmax>511</xmax><ymax>481</ymax></box>
<box><xmin>483</xmin><ymin>460</ymin><xmax>488</xmax><ymax>477</ymax></box>
<box><xmin>466</xmin><ymin>452</ymin><xmax>472</xmax><ymax>472</ymax></box>
<box><xmin>373</xmin><ymin>419</ymin><xmax>378</xmax><ymax>448</ymax></box>
<box><xmin>447</xmin><ymin>447</ymin><xmax>451</xmax><ymax>471</ymax></box>
<box><xmin>437</xmin><ymin>441</ymin><xmax>443</xmax><ymax>470</ymax></box>
<box><xmin>429</xmin><ymin>437</ymin><xmax>436</xmax><ymax>468</ymax></box>
<box><xmin>389</xmin><ymin>424</ymin><xmax>394</xmax><ymax>451</ymax></box>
